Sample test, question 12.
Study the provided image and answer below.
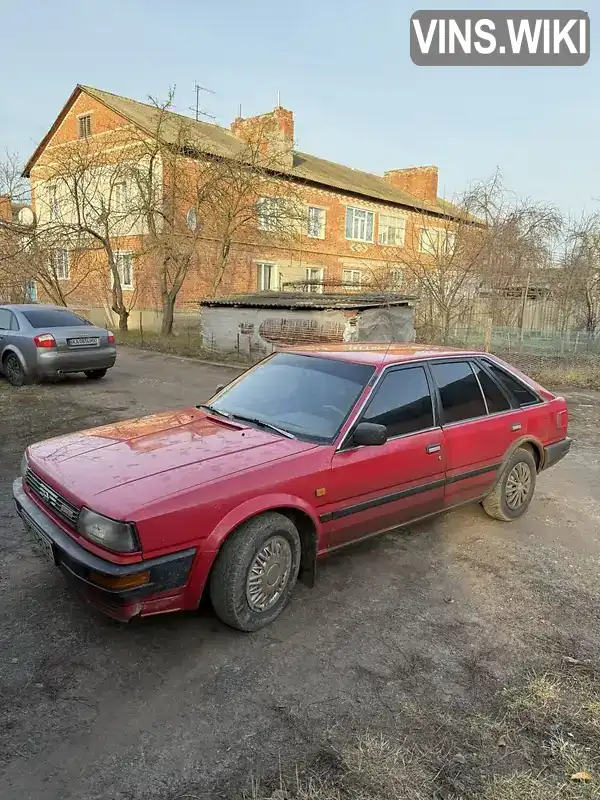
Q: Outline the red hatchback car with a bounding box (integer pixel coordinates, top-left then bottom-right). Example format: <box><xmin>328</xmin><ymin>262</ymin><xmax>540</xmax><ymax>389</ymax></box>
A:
<box><xmin>13</xmin><ymin>345</ymin><xmax>571</xmax><ymax>631</ymax></box>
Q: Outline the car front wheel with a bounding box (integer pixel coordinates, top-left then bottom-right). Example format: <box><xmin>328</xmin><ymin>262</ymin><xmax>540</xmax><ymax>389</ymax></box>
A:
<box><xmin>209</xmin><ymin>512</ymin><xmax>301</xmax><ymax>632</ymax></box>
<box><xmin>482</xmin><ymin>446</ymin><xmax>537</xmax><ymax>521</ymax></box>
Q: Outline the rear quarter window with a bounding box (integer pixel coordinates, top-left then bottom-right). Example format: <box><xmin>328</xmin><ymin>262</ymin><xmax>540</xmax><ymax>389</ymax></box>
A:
<box><xmin>486</xmin><ymin>363</ymin><xmax>540</xmax><ymax>407</ymax></box>
<box><xmin>21</xmin><ymin>309</ymin><xmax>92</xmax><ymax>328</ymax></box>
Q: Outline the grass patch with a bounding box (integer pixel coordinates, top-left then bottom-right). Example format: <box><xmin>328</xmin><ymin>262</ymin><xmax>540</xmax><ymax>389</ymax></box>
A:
<box><xmin>244</xmin><ymin>666</ymin><xmax>600</xmax><ymax>800</ymax></box>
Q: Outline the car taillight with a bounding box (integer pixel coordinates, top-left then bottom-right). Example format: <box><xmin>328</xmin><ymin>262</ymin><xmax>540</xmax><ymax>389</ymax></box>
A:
<box><xmin>107</xmin><ymin>331</ymin><xmax>115</xmax><ymax>344</ymax></box>
<box><xmin>33</xmin><ymin>333</ymin><xmax>56</xmax><ymax>349</ymax></box>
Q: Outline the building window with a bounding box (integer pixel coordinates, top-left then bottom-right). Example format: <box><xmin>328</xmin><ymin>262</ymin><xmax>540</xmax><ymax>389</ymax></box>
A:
<box><xmin>305</xmin><ymin>267</ymin><xmax>324</xmax><ymax>294</ymax></box>
<box><xmin>26</xmin><ymin>280</ymin><xmax>37</xmax><ymax>302</ymax></box>
<box><xmin>186</xmin><ymin>208</ymin><xmax>197</xmax><ymax>231</ymax></box>
<box><xmin>49</xmin><ymin>249</ymin><xmax>70</xmax><ymax>280</ymax></box>
<box><xmin>345</xmin><ymin>207</ymin><xmax>374</xmax><ymax>242</ymax></box>
<box><xmin>114</xmin><ymin>252</ymin><xmax>133</xmax><ymax>289</ymax></box>
<box><xmin>419</xmin><ymin>227</ymin><xmax>456</xmax><ymax>256</ymax></box>
<box><xmin>114</xmin><ymin>182</ymin><xmax>128</xmax><ymax>213</ymax></box>
<box><xmin>78</xmin><ymin>114</ymin><xmax>92</xmax><ymax>139</ymax></box>
<box><xmin>343</xmin><ymin>269</ymin><xmax>362</xmax><ymax>289</ymax></box>
<box><xmin>256</xmin><ymin>262</ymin><xmax>276</xmax><ymax>290</ymax></box>
<box><xmin>378</xmin><ymin>214</ymin><xmax>406</xmax><ymax>246</ymax></box>
<box><xmin>307</xmin><ymin>206</ymin><xmax>326</xmax><ymax>239</ymax></box>
<box><xmin>47</xmin><ymin>185</ymin><xmax>59</xmax><ymax>220</ymax></box>
<box><xmin>257</xmin><ymin>197</ymin><xmax>285</xmax><ymax>232</ymax></box>
<box><xmin>389</xmin><ymin>268</ymin><xmax>403</xmax><ymax>291</ymax></box>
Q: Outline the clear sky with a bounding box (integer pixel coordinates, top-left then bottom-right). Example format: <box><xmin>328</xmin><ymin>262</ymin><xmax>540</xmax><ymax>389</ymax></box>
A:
<box><xmin>1</xmin><ymin>0</ymin><xmax>597</xmax><ymax>215</ymax></box>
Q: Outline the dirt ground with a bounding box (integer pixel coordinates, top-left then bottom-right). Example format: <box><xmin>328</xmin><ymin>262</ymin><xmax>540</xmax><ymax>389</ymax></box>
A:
<box><xmin>1</xmin><ymin>348</ymin><xmax>599</xmax><ymax>800</ymax></box>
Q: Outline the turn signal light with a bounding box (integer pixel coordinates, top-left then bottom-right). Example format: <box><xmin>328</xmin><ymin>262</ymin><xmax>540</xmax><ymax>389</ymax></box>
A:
<box><xmin>89</xmin><ymin>571</ymin><xmax>150</xmax><ymax>591</ymax></box>
<box><xmin>107</xmin><ymin>331</ymin><xmax>115</xmax><ymax>344</ymax></box>
<box><xmin>33</xmin><ymin>333</ymin><xmax>56</xmax><ymax>349</ymax></box>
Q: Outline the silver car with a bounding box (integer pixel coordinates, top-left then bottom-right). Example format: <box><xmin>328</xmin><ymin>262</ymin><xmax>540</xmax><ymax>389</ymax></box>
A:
<box><xmin>0</xmin><ymin>304</ymin><xmax>117</xmax><ymax>386</ymax></box>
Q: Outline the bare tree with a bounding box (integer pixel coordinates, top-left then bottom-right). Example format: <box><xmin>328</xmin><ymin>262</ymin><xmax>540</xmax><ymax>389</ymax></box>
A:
<box><xmin>558</xmin><ymin>212</ymin><xmax>600</xmax><ymax>334</ymax></box>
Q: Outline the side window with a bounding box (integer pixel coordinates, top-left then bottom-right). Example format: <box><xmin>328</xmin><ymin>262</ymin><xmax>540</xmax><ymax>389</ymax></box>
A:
<box><xmin>431</xmin><ymin>361</ymin><xmax>487</xmax><ymax>424</ymax></box>
<box><xmin>487</xmin><ymin>363</ymin><xmax>539</xmax><ymax>407</ymax></box>
<box><xmin>9</xmin><ymin>313</ymin><xmax>19</xmax><ymax>331</ymax></box>
<box><xmin>472</xmin><ymin>362</ymin><xmax>510</xmax><ymax>413</ymax></box>
<box><xmin>361</xmin><ymin>366</ymin><xmax>434</xmax><ymax>438</ymax></box>
<box><xmin>0</xmin><ymin>309</ymin><xmax>12</xmax><ymax>330</ymax></box>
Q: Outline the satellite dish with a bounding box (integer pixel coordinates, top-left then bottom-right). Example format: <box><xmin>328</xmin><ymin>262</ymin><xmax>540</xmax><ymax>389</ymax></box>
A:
<box><xmin>18</xmin><ymin>206</ymin><xmax>35</xmax><ymax>226</ymax></box>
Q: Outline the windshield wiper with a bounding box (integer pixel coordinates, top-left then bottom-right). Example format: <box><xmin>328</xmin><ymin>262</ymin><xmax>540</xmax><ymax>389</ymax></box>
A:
<box><xmin>198</xmin><ymin>404</ymin><xmax>233</xmax><ymax>420</ymax></box>
<box><xmin>230</xmin><ymin>414</ymin><xmax>296</xmax><ymax>439</ymax></box>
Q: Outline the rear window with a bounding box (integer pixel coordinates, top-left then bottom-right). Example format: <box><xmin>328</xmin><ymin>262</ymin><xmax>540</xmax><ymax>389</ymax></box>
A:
<box><xmin>21</xmin><ymin>309</ymin><xmax>92</xmax><ymax>328</ymax></box>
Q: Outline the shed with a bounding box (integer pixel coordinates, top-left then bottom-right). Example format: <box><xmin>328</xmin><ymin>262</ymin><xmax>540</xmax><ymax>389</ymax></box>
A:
<box><xmin>199</xmin><ymin>292</ymin><xmax>416</xmax><ymax>358</ymax></box>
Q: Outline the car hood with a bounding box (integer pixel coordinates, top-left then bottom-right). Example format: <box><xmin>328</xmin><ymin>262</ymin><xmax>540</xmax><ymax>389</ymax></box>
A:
<box><xmin>27</xmin><ymin>408</ymin><xmax>316</xmax><ymax>505</ymax></box>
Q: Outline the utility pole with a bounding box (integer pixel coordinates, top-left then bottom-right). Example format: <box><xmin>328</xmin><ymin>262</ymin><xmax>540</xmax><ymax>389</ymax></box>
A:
<box><xmin>189</xmin><ymin>83</ymin><xmax>216</xmax><ymax>121</ymax></box>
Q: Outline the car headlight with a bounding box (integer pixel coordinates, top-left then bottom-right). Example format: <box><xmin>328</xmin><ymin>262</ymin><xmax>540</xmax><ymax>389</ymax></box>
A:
<box><xmin>20</xmin><ymin>451</ymin><xmax>29</xmax><ymax>478</ymax></box>
<box><xmin>77</xmin><ymin>507</ymin><xmax>140</xmax><ymax>553</ymax></box>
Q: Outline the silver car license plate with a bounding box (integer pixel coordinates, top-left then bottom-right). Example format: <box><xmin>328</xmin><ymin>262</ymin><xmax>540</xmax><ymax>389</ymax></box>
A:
<box><xmin>68</xmin><ymin>337</ymin><xmax>100</xmax><ymax>347</ymax></box>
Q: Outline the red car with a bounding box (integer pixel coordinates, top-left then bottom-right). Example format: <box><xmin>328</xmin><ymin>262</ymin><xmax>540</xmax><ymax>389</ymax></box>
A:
<box><xmin>13</xmin><ymin>344</ymin><xmax>571</xmax><ymax>631</ymax></box>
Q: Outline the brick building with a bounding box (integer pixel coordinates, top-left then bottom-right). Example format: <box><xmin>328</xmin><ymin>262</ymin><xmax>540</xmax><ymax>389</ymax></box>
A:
<box><xmin>22</xmin><ymin>84</ymin><xmax>468</xmax><ymax>328</ymax></box>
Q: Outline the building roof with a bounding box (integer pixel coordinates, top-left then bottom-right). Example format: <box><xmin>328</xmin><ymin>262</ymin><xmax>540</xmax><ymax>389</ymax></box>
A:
<box><xmin>200</xmin><ymin>291</ymin><xmax>415</xmax><ymax>311</ymax></box>
<box><xmin>23</xmin><ymin>85</ymin><xmax>472</xmax><ymax>222</ymax></box>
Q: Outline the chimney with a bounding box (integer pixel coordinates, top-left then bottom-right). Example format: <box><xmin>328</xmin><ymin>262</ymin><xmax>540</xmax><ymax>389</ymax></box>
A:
<box><xmin>231</xmin><ymin>106</ymin><xmax>294</xmax><ymax>170</ymax></box>
<box><xmin>0</xmin><ymin>194</ymin><xmax>12</xmax><ymax>222</ymax></box>
<box><xmin>384</xmin><ymin>166</ymin><xmax>439</xmax><ymax>204</ymax></box>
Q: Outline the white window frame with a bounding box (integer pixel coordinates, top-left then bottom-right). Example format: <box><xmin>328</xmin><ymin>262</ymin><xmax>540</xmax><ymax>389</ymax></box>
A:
<box><xmin>306</xmin><ymin>206</ymin><xmax>326</xmax><ymax>239</ymax></box>
<box><xmin>26</xmin><ymin>280</ymin><xmax>37</xmax><ymax>302</ymax></box>
<box><xmin>113</xmin><ymin>251</ymin><xmax>134</xmax><ymax>290</ymax></box>
<box><xmin>419</xmin><ymin>226</ymin><xmax>456</xmax><ymax>256</ymax></box>
<box><xmin>343</xmin><ymin>268</ymin><xmax>362</xmax><ymax>288</ymax></box>
<box><xmin>47</xmin><ymin>185</ymin><xmax>59</xmax><ymax>220</ymax></box>
<box><xmin>113</xmin><ymin>181</ymin><xmax>128</xmax><ymax>213</ymax></box>
<box><xmin>305</xmin><ymin>267</ymin><xmax>324</xmax><ymax>294</ymax></box>
<box><xmin>378</xmin><ymin>213</ymin><xmax>406</xmax><ymax>247</ymax></box>
<box><xmin>257</xmin><ymin>197</ymin><xmax>284</xmax><ymax>233</ymax></box>
<box><xmin>345</xmin><ymin>206</ymin><xmax>374</xmax><ymax>243</ymax></box>
<box><xmin>389</xmin><ymin>267</ymin><xmax>403</xmax><ymax>291</ymax></box>
<box><xmin>49</xmin><ymin>249</ymin><xmax>70</xmax><ymax>280</ymax></box>
<box><xmin>256</xmin><ymin>261</ymin><xmax>276</xmax><ymax>290</ymax></box>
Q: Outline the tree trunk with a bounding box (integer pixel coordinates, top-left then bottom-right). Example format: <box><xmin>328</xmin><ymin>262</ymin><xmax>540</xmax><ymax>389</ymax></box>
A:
<box><xmin>161</xmin><ymin>293</ymin><xmax>175</xmax><ymax>335</ymax></box>
<box><xmin>118</xmin><ymin>307</ymin><xmax>129</xmax><ymax>331</ymax></box>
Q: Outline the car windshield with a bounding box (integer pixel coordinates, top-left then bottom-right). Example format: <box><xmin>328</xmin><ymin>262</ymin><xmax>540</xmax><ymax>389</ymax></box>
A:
<box><xmin>21</xmin><ymin>309</ymin><xmax>92</xmax><ymax>328</ymax></box>
<box><xmin>209</xmin><ymin>353</ymin><xmax>374</xmax><ymax>442</ymax></box>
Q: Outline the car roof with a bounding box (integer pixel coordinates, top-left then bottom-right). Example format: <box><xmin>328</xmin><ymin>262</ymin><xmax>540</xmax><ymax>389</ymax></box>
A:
<box><xmin>0</xmin><ymin>304</ymin><xmax>64</xmax><ymax>311</ymax></box>
<box><xmin>284</xmin><ymin>343</ymin><xmax>483</xmax><ymax>367</ymax></box>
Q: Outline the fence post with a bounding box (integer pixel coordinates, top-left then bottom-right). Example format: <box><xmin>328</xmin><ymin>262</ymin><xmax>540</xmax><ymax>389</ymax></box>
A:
<box><xmin>139</xmin><ymin>311</ymin><xmax>143</xmax><ymax>345</ymax></box>
<box><xmin>484</xmin><ymin>316</ymin><xmax>493</xmax><ymax>353</ymax></box>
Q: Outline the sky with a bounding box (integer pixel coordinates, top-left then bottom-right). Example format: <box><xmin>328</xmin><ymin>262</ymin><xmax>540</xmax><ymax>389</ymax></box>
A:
<box><xmin>0</xmin><ymin>0</ymin><xmax>597</xmax><ymax>215</ymax></box>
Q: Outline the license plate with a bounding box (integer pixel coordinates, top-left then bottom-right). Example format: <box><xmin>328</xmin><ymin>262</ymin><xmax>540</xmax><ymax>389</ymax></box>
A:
<box><xmin>68</xmin><ymin>337</ymin><xmax>99</xmax><ymax>347</ymax></box>
<box><xmin>21</xmin><ymin>513</ymin><xmax>56</xmax><ymax>564</ymax></box>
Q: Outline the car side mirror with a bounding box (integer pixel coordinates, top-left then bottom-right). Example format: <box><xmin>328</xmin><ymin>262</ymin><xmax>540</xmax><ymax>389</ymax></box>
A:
<box><xmin>352</xmin><ymin>422</ymin><xmax>388</xmax><ymax>447</ymax></box>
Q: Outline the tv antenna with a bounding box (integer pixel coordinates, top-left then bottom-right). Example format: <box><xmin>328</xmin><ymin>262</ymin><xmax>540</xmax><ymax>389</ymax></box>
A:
<box><xmin>190</xmin><ymin>83</ymin><xmax>216</xmax><ymax>121</ymax></box>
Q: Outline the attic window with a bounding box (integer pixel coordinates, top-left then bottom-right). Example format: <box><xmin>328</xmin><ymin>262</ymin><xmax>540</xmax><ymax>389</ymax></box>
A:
<box><xmin>78</xmin><ymin>115</ymin><xmax>92</xmax><ymax>139</ymax></box>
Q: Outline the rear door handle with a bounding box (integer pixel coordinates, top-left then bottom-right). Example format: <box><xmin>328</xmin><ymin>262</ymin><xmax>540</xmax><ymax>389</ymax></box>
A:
<box><xmin>510</xmin><ymin>423</ymin><xmax>522</xmax><ymax>431</ymax></box>
<box><xmin>426</xmin><ymin>444</ymin><xmax>442</xmax><ymax>454</ymax></box>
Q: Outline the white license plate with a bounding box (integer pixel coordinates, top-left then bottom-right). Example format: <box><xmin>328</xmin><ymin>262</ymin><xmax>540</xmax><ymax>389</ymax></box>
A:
<box><xmin>68</xmin><ymin>337</ymin><xmax>99</xmax><ymax>347</ymax></box>
<box><xmin>24</xmin><ymin>518</ymin><xmax>55</xmax><ymax>564</ymax></box>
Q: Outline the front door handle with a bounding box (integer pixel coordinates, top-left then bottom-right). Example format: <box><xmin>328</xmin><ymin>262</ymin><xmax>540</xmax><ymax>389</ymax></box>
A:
<box><xmin>426</xmin><ymin>443</ymin><xmax>442</xmax><ymax>454</ymax></box>
<box><xmin>510</xmin><ymin>423</ymin><xmax>522</xmax><ymax>431</ymax></box>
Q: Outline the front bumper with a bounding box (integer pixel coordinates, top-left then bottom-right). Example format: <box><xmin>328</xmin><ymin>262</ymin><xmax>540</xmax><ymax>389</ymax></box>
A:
<box><xmin>36</xmin><ymin>346</ymin><xmax>117</xmax><ymax>377</ymax></box>
<box><xmin>542</xmin><ymin>436</ymin><xmax>572</xmax><ymax>470</ymax></box>
<box><xmin>13</xmin><ymin>478</ymin><xmax>195</xmax><ymax>621</ymax></box>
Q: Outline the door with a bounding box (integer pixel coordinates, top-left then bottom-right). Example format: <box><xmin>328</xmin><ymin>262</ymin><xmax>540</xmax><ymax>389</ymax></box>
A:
<box><xmin>321</xmin><ymin>365</ymin><xmax>446</xmax><ymax>550</ymax></box>
<box><xmin>0</xmin><ymin>308</ymin><xmax>17</xmax><ymax>359</ymax></box>
<box><xmin>429</xmin><ymin>359</ymin><xmax>524</xmax><ymax>507</ymax></box>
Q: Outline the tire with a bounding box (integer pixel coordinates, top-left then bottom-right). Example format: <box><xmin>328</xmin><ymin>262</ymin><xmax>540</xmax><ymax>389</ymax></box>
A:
<box><xmin>3</xmin><ymin>353</ymin><xmax>28</xmax><ymax>387</ymax></box>
<box><xmin>209</xmin><ymin>512</ymin><xmax>301</xmax><ymax>632</ymax></box>
<box><xmin>482</xmin><ymin>446</ymin><xmax>537</xmax><ymax>521</ymax></box>
<box><xmin>85</xmin><ymin>369</ymin><xmax>107</xmax><ymax>380</ymax></box>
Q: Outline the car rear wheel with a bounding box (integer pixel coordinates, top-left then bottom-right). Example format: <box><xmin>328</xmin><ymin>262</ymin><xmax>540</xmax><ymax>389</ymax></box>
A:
<box><xmin>482</xmin><ymin>446</ymin><xmax>537</xmax><ymax>521</ymax></box>
<box><xmin>3</xmin><ymin>353</ymin><xmax>28</xmax><ymax>387</ymax></box>
<box><xmin>209</xmin><ymin>512</ymin><xmax>301</xmax><ymax>632</ymax></box>
<box><xmin>85</xmin><ymin>369</ymin><xmax>107</xmax><ymax>380</ymax></box>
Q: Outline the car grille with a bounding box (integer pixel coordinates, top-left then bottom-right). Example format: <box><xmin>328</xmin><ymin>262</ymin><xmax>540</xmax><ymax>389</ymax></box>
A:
<box><xmin>25</xmin><ymin>469</ymin><xmax>80</xmax><ymax>528</ymax></box>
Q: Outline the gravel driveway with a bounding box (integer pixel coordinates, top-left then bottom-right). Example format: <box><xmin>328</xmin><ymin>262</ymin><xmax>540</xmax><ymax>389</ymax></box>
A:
<box><xmin>1</xmin><ymin>348</ymin><xmax>599</xmax><ymax>800</ymax></box>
